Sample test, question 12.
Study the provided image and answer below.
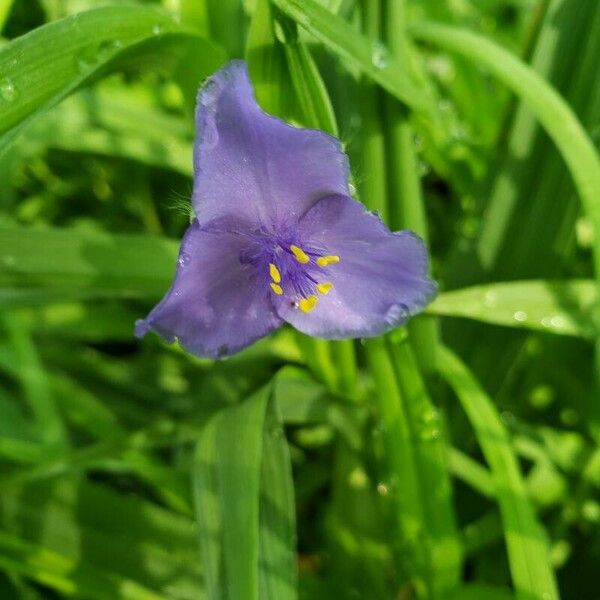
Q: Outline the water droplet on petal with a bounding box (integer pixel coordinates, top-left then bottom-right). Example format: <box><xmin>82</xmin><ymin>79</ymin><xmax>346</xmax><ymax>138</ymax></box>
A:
<box><xmin>513</xmin><ymin>310</ymin><xmax>527</xmax><ymax>322</ymax></box>
<box><xmin>201</xmin><ymin>119</ymin><xmax>219</xmax><ymax>149</ymax></box>
<box><xmin>178</xmin><ymin>252</ymin><xmax>191</xmax><ymax>266</ymax></box>
<box><xmin>0</xmin><ymin>79</ymin><xmax>17</xmax><ymax>102</ymax></box>
<box><xmin>371</xmin><ymin>42</ymin><xmax>390</xmax><ymax>69</ymax></box>
<box><xmin>385</xmin><ymin>303</ymin><xmax>409</xmax><ymax>323</ymax></box>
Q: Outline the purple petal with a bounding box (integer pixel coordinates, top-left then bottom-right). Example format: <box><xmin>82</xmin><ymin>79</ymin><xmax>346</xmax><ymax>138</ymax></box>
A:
<box><xmin>135</xmin><ymin>219</ymin><xmax>282</xmax><ymax>358</ymax></box>
<box><xmin>275</xmin><ymin>195</ymin><xmax>436</xmax><ymax>338</ymax></box>
<box><xmin>193</xmin><ymin>60</ymin><xmax>350</xmax><ymax>227</ymax></box>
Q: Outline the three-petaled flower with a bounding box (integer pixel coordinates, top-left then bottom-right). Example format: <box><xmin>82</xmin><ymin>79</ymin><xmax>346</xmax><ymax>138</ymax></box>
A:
<box><xmin>135</xmin><ymin>60</ymin><xmax>436</xmax><ymax>358</ymax></box>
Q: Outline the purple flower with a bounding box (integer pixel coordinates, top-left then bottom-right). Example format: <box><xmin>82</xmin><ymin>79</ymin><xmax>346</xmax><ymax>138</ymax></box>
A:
<box><xmin>135</xmin><ymin>60</ymin><xmax>436</xmax><ymax>358</ymax></box>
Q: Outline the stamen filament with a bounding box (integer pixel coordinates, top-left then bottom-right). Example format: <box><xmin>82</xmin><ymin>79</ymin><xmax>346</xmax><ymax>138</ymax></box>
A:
<box><xmin>269</xmin><ymin>263</ymin><xmax>281</xmax><ymax>283</ymax></box>
<box><xmin>290</xmin><ymin>245</ymin><xmax>310</xmax><ymax>264</ymax></box>
<box><xmin>270</xmin><ymin>283</ymin><xmax>283</xmax><ymax>295</ymax></box>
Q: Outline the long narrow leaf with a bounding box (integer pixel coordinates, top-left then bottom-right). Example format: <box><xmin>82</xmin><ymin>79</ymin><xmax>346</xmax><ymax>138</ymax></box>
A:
<box><xmin>428</xmin><ymin>280</ymin><xmax>597</xmax><ymax>339</ymax></box>
<box><xmin>439</xmin><ymin>346</ymin><xmax>559</xmax><ymax>600</ymax></box>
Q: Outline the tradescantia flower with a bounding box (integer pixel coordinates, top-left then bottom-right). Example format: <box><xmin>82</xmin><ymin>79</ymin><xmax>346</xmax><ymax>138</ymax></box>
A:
<box><xmin>135</xmin><ymin>60</ymin><xmax>436</xmax><ymax>358</ymax></box>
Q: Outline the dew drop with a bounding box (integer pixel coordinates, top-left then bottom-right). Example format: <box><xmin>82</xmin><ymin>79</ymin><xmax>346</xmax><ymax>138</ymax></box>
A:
<box><xmin>500</xmin><ymin>411</ymin><xmax>515</xmax><ymax>426</ymax></box>
<box><xmin>484</xmin><ymin>290</ymin><xmax>497</xmax><ymax>307</ymax></box>
<box><xmin>152</xmin><ymin>23</ymin><xmax>164</xmax><ymax>35</ymax></box>
<box><xmin>348</xmin><ymin>182</ymin><xmax>357</xmax><ymax>196</ymax></box>
<box><xmin>2</xmin><ymin>255</ymin><xmax>16</xmax><ymax>267</ymax></box>
<box><xmin>376</xmin><ymin>482</ymin><xmax>389</xmax><ymax>496</ymax></box>
<box><xmin>541</xmin><ymin>316</ymin><xmax>552</xmax><ymax>328</ymax></box>
<box><xmin>386</xmin><ymin>303</ymin><xmax>409</xmax><ymax>323</ymax></box>
<box><xmin>550</xmin><ymin>315</ymin><xmax>566</xmax><ymax>328</ymax></box>
<box><xmin>178</xmin><ymin>252</ymin><xmax>191</xmax><ymax>266</ymax></box>
<box><xmin>98</xmin><ymin>38</ymin><xmax>123</xmax><ymax>58</ymax></box>
<box><xmin>201</xmin><ymin>119</ymin><xmax>219</xmax><ymax>149</ymax></box>
<box><xmin>371</xmin><ymin>42</ymin><xmax>390</xmax><ymax>69</ymax></box>
<box><xmin>513</xmin><ymin>310</ymin><xmax>527</xmax><ymax>322</ymax></box>
<box><xmin>0</xmin><ymin>79</ymin><xmax>17</xmax><ymax>102</ymax></box>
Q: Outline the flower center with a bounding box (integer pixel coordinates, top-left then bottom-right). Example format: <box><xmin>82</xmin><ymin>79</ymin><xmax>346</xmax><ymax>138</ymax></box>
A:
<box><xmin>267</xmin><ymin>243</ymin><xmax>340</xmax><ymax>313</ymax></box>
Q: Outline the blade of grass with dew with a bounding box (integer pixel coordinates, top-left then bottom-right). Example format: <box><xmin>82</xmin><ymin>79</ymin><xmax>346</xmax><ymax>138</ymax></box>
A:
<box><xmin>439</xmin><ymin>346</ymin><xmax>559</xmax><ymax>600</ymax></box>
<box><xmin>364</xmin><ymin>338</ymin><xmax>431</xmax><ymax>593</ymax></box>
<box><xmin>192</xmin><ymin>384</ymin><xmax>297</xmax><ymax>600</ymax></box>
<box><xmin>270</xmin><ymin>0</ymin><xmax>428</xmax><ymax>112</ymax></box>
<box><xmin>0</xmin><ymin>6</ymin><xmax>224</xmax><ymax>156</ymax></box>
<box><xmin>409</xmin><ymin>21</ymin><xmax>600</xmax><ymax>298</ymax></box>
<box><xmin>386</xmin><ymin>332</ymin><xmax>462</xmax><ymax>594</ymax></box>
<box><xmin>428</xmin><ymin>280</ymin><xmax>597</xmax><ymax>339</ymax></box>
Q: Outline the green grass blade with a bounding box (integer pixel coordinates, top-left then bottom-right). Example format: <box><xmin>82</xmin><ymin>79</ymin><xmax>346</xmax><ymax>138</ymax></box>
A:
<box><xmin>428</xmin><ymin>280</ymin><xmax>597</xmax><ymax>339</ymax></box>
<box><xmin>2</xmin><ymin>314</ymin><xmax>67</xmax><ymax>451</ymax></box>
<box><xmin>0</xmin><ymin>531</ymin><xmax>168</xmax><ymax>600</ymax></box>
<box><xmin>383</xmin><ymin>0</ymin><xmax>439</xmax><ymax>373</ymax></box>
<box><xmin>193</xmin><ymin>385</ymin><xmax>297</xmax><ymax>600</ymax></box>
<box><xmin>439</xmin><ymin>346</ymin><xmax>559</xmax><ymax>600</ymax></box>
<box><xmin>0</xmin><ymin>7</ymin><xmax>177</xmax><ymax>134</ymax></box>
<box><xmin>0</xmin><ymin>7</ymin><xmax>224</xmax><ymax>156</ymax></box>
<box><xmin>0</xmin><ymin>478</ymin><xmax>203</xmax><ymax>599</ymax></box>
<box><xmin>270</xmin><ymin>0</ymin><xmax>428</xmax><ymax>112</ymax></box>
<box><xmin>409</xmin><ymin>21</ymin><xmax>600</xmax><ymax>281</ymax></box>
<box><xmin>24</xmin><ymin>89</ymin><xmax>193</xmax><ymax>177</ymax></box>
<box><xmin>0</xmin><ymin>0</ymin><xmax>13</xmax><ymax>32</ymax></box>
<box><xmin>0</xmin><ymin>227</ymin><xmax>177</xmax><ymax>306</ymax></box>
<box><xmin>387</xmin><ymin>334</ymin><xmax>462</xmax><ymax>595</ymax></box>
<box><xmin>258</xmin><ymin>398</ymin><xmax>297</xmax><ymax>599</ymax></box>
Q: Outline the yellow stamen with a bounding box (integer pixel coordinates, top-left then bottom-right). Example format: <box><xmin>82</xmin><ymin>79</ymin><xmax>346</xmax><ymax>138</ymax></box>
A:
<box><xmin>290</xmin><ymin>244</ymin><xmax>310</xmax><ymax>264</ymax></box>
<box><xmin>298</xmin><ymin>295</ymin><xmax>318</xmax><ymax>313</ymax></box>
<box><xmin>316</xmin><ymin>282</ymin><xmax>333</xmax><ymax>295</ymax></box>
<box><xmin>270</xmin><ymin>283</ymin><xmax>283</xmax><ymax>295</ymax></box>
<box><xmin>316</xmin><ymin>255</ymin><xmax>340</xmax><ymax>267</ymax></box>
<box><xmin>269</xmin><ymin>263</ymin><xmax>281</xmax><ymax>283</ymax></box>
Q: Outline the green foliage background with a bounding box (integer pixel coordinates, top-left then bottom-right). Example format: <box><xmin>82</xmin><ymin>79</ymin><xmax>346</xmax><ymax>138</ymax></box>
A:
<box><xmin>0</xmin><ymin>0</ymin><xmax>599</xmax><ymax>598</ymax></box>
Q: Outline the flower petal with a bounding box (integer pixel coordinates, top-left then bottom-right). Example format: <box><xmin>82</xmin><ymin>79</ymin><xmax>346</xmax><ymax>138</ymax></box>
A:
<box><xmin>275</xmin><ymin>195</ymin><xmax>437</xmax><ymax>338</ymax></box>
<box><xmin>193</xmin><ymin>60</ymin><xmax>350</xmax><ymax>226</ymax></box>
<box><xmin>135</xmin><ymin>219</ymin><xmax>282</xmax><ymax>358</ymax></box>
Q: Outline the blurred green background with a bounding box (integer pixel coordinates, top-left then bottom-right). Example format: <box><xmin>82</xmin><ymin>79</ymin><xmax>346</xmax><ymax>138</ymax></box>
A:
<box><xmin>1</xmin><ymin>0</ymin><xmax>599</xmax><ymax>598</ymax></box>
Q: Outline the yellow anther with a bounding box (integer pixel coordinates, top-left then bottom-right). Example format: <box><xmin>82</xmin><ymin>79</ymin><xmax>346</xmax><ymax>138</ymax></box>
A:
<box><xmin>270</xmin><ymin>283</ymin><xmax>283</xmax><ymax>295</ymax></box>
<box><xmin>316</xmin><ymin>282</ymin><xmax>333</xmax><ymax>295</ymax></box>
<box><xmin>269</xmin><ymin>263</ymin><xmax>281</xmax><ymax>283</ymax></box>
<box><xmin>290</xmin><ymin>244</ymin><xmax>310</xmax><ymax>264</ymax></box>
<box><xmin>316</xmin><ymin>255</ymin><xmax>340</xmax><ymax>267</ymax></box>
<box><xmin>298</xmin><ymin>295</ymin><xmax>318</xmax><ymax>313</ymax></box>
